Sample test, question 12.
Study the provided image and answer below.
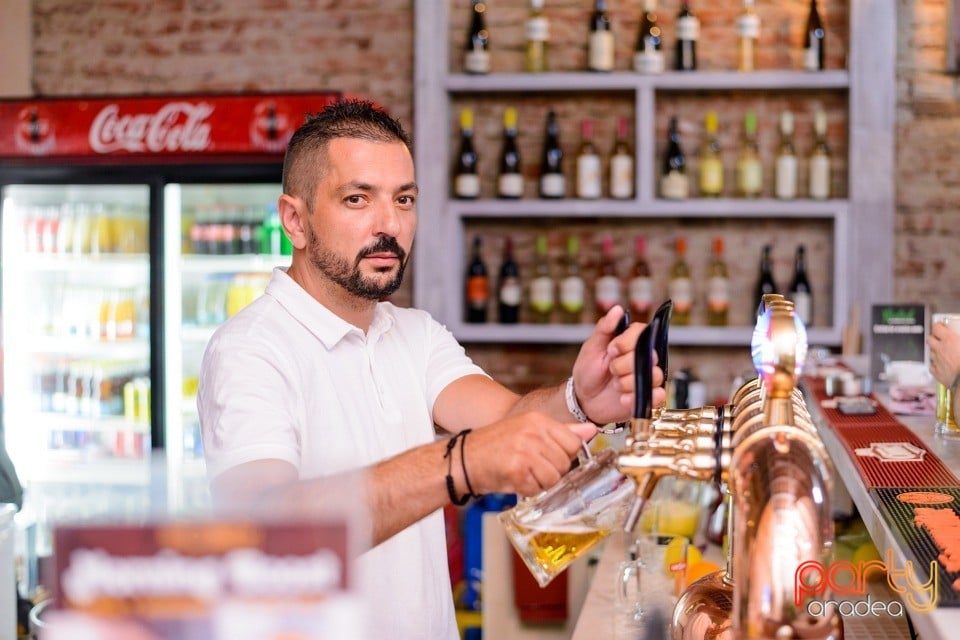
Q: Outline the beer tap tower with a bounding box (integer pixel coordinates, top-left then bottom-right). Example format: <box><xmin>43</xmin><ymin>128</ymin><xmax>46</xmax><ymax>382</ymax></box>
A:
<box><xmin>618</xmin><ymin>295</ymin><xmax>843</xmax><ymax>639</ymax></box>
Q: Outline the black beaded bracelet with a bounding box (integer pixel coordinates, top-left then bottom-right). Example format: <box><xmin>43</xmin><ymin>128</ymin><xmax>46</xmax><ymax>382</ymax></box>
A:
<box><xmin>444</xmin><ymin>429</ymin><xmax>480</xmax><ymax>505</ymax></box>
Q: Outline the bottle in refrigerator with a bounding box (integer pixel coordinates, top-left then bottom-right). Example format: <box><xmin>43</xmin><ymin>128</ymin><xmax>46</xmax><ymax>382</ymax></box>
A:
<box><xmin>668</xmin><ymin>237</ymin><xmax>693</xmax><ymax>325</ymax></box>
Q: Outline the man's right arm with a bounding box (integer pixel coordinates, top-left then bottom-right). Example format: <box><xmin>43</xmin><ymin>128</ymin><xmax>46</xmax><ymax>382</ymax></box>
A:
<box><xmin>209</xmin><ymin>413</ymin><xmax>595</xmax><ymax>548</ymax></box>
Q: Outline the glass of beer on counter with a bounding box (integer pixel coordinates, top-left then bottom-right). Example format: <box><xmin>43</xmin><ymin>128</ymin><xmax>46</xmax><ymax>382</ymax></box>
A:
<box><xmin>933</xmin><ymin>313</ymin><xmax>960</xmax><ymax>437</ymax></box>
<box><xmin>499</xmin><ymin>447</ymin><xmax>636</xmax><ymax>587</ymax></box>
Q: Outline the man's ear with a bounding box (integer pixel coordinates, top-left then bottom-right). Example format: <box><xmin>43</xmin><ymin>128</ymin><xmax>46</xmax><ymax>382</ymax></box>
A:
<box><xmin>277</xmin><ymin>194</ymin><xmax>308</xmax><ymax>250</ymax></box>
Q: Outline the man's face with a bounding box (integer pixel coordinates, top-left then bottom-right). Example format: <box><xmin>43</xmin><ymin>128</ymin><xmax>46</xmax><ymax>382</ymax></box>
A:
<box><xmin>302</xmin><ymin>137</ymin><xmax>417</xmax><ymax>300</ymax></box>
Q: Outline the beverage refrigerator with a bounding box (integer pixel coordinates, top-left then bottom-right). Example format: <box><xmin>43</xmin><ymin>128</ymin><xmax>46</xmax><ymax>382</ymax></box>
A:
<box><xmin>0</xmin><ymin>92</ymin><xmax>339</xmax><ymax>561</ymax></box>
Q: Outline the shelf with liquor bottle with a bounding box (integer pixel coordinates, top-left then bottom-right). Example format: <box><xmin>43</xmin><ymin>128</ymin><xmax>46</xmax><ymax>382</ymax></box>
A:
<box><xmin>454</xmin><ymin>217</ymin><xmax>838</xmax><ymax>347</ymax></box>
<box><xmin>415</xmin><ymin>0</ymin><xmax>893</xmax><ymax>348</ymax></box>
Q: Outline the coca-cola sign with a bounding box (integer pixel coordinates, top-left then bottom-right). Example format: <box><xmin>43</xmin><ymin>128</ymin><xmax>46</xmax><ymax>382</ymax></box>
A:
<box><xmin>89</xmin><ymin>102</ymin><xmax>214</xmax><ymax>154</ymax></box>
<box><xmin>0</xmin><ymin>92</ymin><xmax>340</xmax><ymax>159</ymax></box>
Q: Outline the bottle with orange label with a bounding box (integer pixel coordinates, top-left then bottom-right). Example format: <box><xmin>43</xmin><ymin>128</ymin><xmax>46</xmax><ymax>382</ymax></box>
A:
<box><xmin>465</xmin><ymin>236</ymin><xmax>489</xmax><ymax>323</ymax></box>
<box><xmin>706</xmin><ymin>237</ymin><xmax>730</xmax><ymax>326</ymax></box>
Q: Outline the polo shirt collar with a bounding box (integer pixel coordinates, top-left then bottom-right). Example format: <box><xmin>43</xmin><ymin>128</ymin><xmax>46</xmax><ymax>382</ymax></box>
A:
<box><xmin>265</xmin><ymin>267</ymin><xmax>395</xmax><ymax>348</ymax></box>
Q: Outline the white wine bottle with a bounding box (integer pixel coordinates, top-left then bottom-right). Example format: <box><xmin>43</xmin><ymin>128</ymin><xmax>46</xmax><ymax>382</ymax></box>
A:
<box><xmin>609</xmin><ymin>117</ymin><xmax>634</xmax><ymax>199</ymax></box>
<box><xmin>808</xmin><ymin>109</ymin><xmax>831</xmax><ymax>199</ymax></box>
<box><xmin>774</xmin><ymin>111</ymin><xmax>797</xmax><ymax>200</ymax></box>
<box><xmin>736</xmin><ymin>0</ymin><xmax>760</xmax><ymax>72</ymax></box>
<box><xmin>525</xmin><ymin>0</ymin><xmax>549</xmax><ymax>73</ymax></box>
<box><xmin>736</xmin><ymin>111</ymin><xmax>762</xmax><ymax>198</ymax></box>
<box><xmin>588</xmin><ymin>0</ymin><xmax>615</xmax><ymax>72</ymax></box>
<box><xmin>576</xmin><ymin>118</ymin><xmax>602</xmax><ymax>199</ymax></box>
<box><xmin>698</xmin><ymin>111</ymin><xmax>723</xmax><ymax>198</ymax></box>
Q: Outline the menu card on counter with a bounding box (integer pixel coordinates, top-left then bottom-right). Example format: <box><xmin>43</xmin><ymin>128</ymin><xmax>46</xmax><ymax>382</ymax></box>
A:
<box><xmin>869</xmin><ymin>303</ymin><xmax>928</xmax><ymax>383</ymax></box>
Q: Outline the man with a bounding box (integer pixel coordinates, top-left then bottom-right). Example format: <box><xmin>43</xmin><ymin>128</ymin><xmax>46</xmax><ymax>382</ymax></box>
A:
<box><xmin>199</xmin><ymin>99</ymin><xmax>663</xmax><ymax>639</ymax></box>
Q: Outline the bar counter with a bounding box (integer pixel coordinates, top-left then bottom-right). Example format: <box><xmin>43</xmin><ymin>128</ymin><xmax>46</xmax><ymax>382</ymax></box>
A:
<box><xmin>571</xmin><ymin>384</ymin><xmax>960</xmax><ymax>640</ymax></box>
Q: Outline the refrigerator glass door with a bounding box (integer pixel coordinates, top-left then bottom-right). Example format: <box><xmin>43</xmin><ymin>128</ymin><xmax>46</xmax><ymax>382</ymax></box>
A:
<box><xmin>1</xmin><ymin>184</ymin><xmax>153</xmax><ymax>541</ymax></box>
<box><xmin>163</xmin><ymin>183</ymin><xmax>289</xmax><ymax>513</ymax></box>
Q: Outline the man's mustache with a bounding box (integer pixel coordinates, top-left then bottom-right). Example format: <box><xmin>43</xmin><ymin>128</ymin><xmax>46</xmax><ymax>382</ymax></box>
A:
<box><xmin>356</xmin><ymin>236</ymin><xmax>406</xmax><ymax>264</ymax></box>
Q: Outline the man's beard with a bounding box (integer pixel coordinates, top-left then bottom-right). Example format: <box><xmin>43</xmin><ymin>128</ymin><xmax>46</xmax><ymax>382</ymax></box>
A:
<box><xmin>306</xmin><ymin>226</ymin><xmax>407</xmax><ymax>300</ymax></box>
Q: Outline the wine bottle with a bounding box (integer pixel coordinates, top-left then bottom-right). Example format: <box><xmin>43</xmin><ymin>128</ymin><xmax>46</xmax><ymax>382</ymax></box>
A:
<box><xmin>660</xmin><ymin>117</ymin><xmax>689</xmax><ymax>200</ymax></box>
<box><xmin>498</xmin><ymin>107</ymin><xmax>524</xmax><ymax>199</ymax></box>
<box><xmin>706</xmin><ymin>237</ymin><xmax>730</xmax><ymax>326</ymax></box>
<box><xmin>453</xmin><ymin>107</ymin><xmax>480</xmax><ymax>199</ymax></box>
<box><xmin>675</xmin><ymin>1</ymin><xmax>699</xmax><ymax>72</ymax></box>
<box><xmin>808</xmin><ymin>109</ymin><xmax>831</xmax><ymax>199</ymax></box>
<box><xmin>498</xmin><ymin>237</ymin><xmax>521</xmax><ymax>324</ymax></box>
<box><xmin>559</xmin><ymin>235</ymin><xmax>585</xmax><ymax>324</ymax></box>
<box><xmin>736</xmin><ymin>111</ymin><xmax>762</xmax><ymax>198</ymax></box>
<box><xmin>754</xmin><ymin>244</ymin><xmax>777</xmax><ymax>313</ymax></box>
<box><xmin>804</xmin><ymin>0</ymin><xmax>825</xmax><ymax>71</ymax></box>
<box><xmin>633</xmin><ymin>0</ymin><xmax>663</xmax><ymax>74</ymax></box>
<box><xmin>668</xmin><ymin>236</ymin><xmax>693</xmax><ymax>326</ymax></box>
<box><xmin>464</xmin><ymin>0</ymin><xmax>491</xmax><ymax>74</ymax></box>
<box><xmin>774</xmin><ymin>111</ymin><xmax>797</xmax><ymax>200</ymax></box>
<box><xmin>525</xmin><ymin>0</ymin><xmax>549</xmax><ymax>73</ymax></box>
<box><xmin>594</xmin><ymin>234</ymin><xmax>621</xmax><ymax>320</ymax></box>
<box><xmin>587</xmin><ymin>0</ymin><xmax>615</xmax><ymax>72</ymax></box>
<box><xmin>789</xmin><ymin>244</ymin><xmax>813</xmax><ymax>327</ymax></box>
<box><xmin>627</xmin><ymin>235</ymin><xmax>654</xmax><ymax>323</ymax></box>
<box><xmin>609</xmin><ymin>117</ymin><xmax>634</xmax><ymax>199</ymax></box>
<box><xmin>575</xmin><ymin>118</ymin><xmax>602</xmax><ymax>199</ymax></box>
<box><xmin>698</xmin><ymin>111</ymin><xmax>723</xmax><ymax>198</ymax></box>
<box><xmin>465</xmin><ymin>236</ymin><xmax>489</xmax><ymax>323</ymax></box>
<box><xmin>529</xmin><ymin>234</ymin><xmax>554</xmax><ymax>323</ymax></box>
<box><xmin>736</xmin><ymin>0</ymin><xmax>760</xmax><ymax>72</ymax></box>
<box><xmin>539</xmin><ymin>109</ymin><xmax>566</xmax><ymax>198</ymax></box>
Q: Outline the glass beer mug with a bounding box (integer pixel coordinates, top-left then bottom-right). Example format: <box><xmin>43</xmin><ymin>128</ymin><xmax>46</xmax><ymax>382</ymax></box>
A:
<box><xmin>499</xmin><ymin>447</ymin><xmax>636</xmax><ymax>587</ymax></box>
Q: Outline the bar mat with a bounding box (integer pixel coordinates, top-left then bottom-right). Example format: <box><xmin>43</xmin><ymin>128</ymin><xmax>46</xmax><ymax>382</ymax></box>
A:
<box><xmin>870</xmin><ymin>487</ymin><xmax>960</xmax><ymax>608</ymax></box>
<box><xmin>833</xmin><ymin>425</ymin><xmax>960</xmax><ymax>488</ymax></box>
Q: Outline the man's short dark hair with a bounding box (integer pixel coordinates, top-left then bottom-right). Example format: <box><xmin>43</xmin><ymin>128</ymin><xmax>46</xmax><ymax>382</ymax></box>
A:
<box><xmin>282</xmin><ymin>99</ymin><xmax>411</xmax><ymax>212</ymax></box>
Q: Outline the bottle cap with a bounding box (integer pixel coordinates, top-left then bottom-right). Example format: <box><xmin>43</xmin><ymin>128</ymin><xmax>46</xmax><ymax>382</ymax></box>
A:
<box><xmin>504</xmin><ymin>106</ymin><xmax>518</xmax><ymax>130</ymax></box>
<box><xmin>744</xmin><ymin>112</ymin><xmax>757</xmax><ymax>135</ymax></box>
<box><xmin>780</xmin><ymin>111</ymin><xmax>794</xmax><ymax>135</ymax></box>
<box><xmin>705</xmin><ymin>111</ymin><xmax>718</xmax><ymax>133</ymax></box>
<box><xmin>676</xmin><ymin>236</ymin><xmax>686</xmax><ymax>254</ymax></box>
<box><xmin>460</xmin><ymin>108</ymin><xmax>474</xmax><ymax>131</ymax></box>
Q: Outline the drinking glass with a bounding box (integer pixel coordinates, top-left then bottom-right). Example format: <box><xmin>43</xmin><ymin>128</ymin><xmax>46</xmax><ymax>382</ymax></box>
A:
<box><xmin>615</xmin><ymin>533</ymin><xmax>687</xmax><ymax>639</ymax></box>
<box><xmin>932</xmin><ymin>313</ymin><xmax>960</xmax><ymax>437</ymax></box>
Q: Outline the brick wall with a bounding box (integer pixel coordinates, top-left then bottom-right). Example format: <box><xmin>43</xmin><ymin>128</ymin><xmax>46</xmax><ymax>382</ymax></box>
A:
<box><xmin>29</xmin><ymin>0</ymin><xmax>960</xmax><ymax>400</ymax></box>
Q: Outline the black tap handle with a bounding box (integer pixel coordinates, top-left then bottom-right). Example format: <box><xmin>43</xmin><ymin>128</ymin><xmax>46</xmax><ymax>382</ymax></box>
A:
<box><xmin>614</xmin><ymin>310</ymin><xmax>631</xmax><ymax>337</ymax></box>
<box><xmin>633</xmin><ymin>316</ymin><xmax>660</xmax><ymax>420</ymax></box>
<box><xmin>652</xmin><ymin>300</ymin><xmax>673</xmax><ymax>384</ymax></box>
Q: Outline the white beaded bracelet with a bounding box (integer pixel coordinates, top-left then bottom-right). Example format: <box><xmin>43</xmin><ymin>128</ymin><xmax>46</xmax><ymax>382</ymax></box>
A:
<box><xmin>565</xmin><ymin>376</ymin><xmax>593</xmax><ymax>424</ymax></box>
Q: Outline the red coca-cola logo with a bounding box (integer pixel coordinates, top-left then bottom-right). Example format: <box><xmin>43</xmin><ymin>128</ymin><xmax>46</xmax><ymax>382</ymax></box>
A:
<box><xmin>88</xmin><ymin>101</ymin><xmax>214</xmax><ymax>154</ymax></box>
<box><xmin>15</xmin><ymin>105</ymin><xmax>56</xmax><ymax>154</ymax></box>
<box><xmin>249</xmin><ymin>100</ymin><xmax>294</xmax><ymax>152</ymax></box>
